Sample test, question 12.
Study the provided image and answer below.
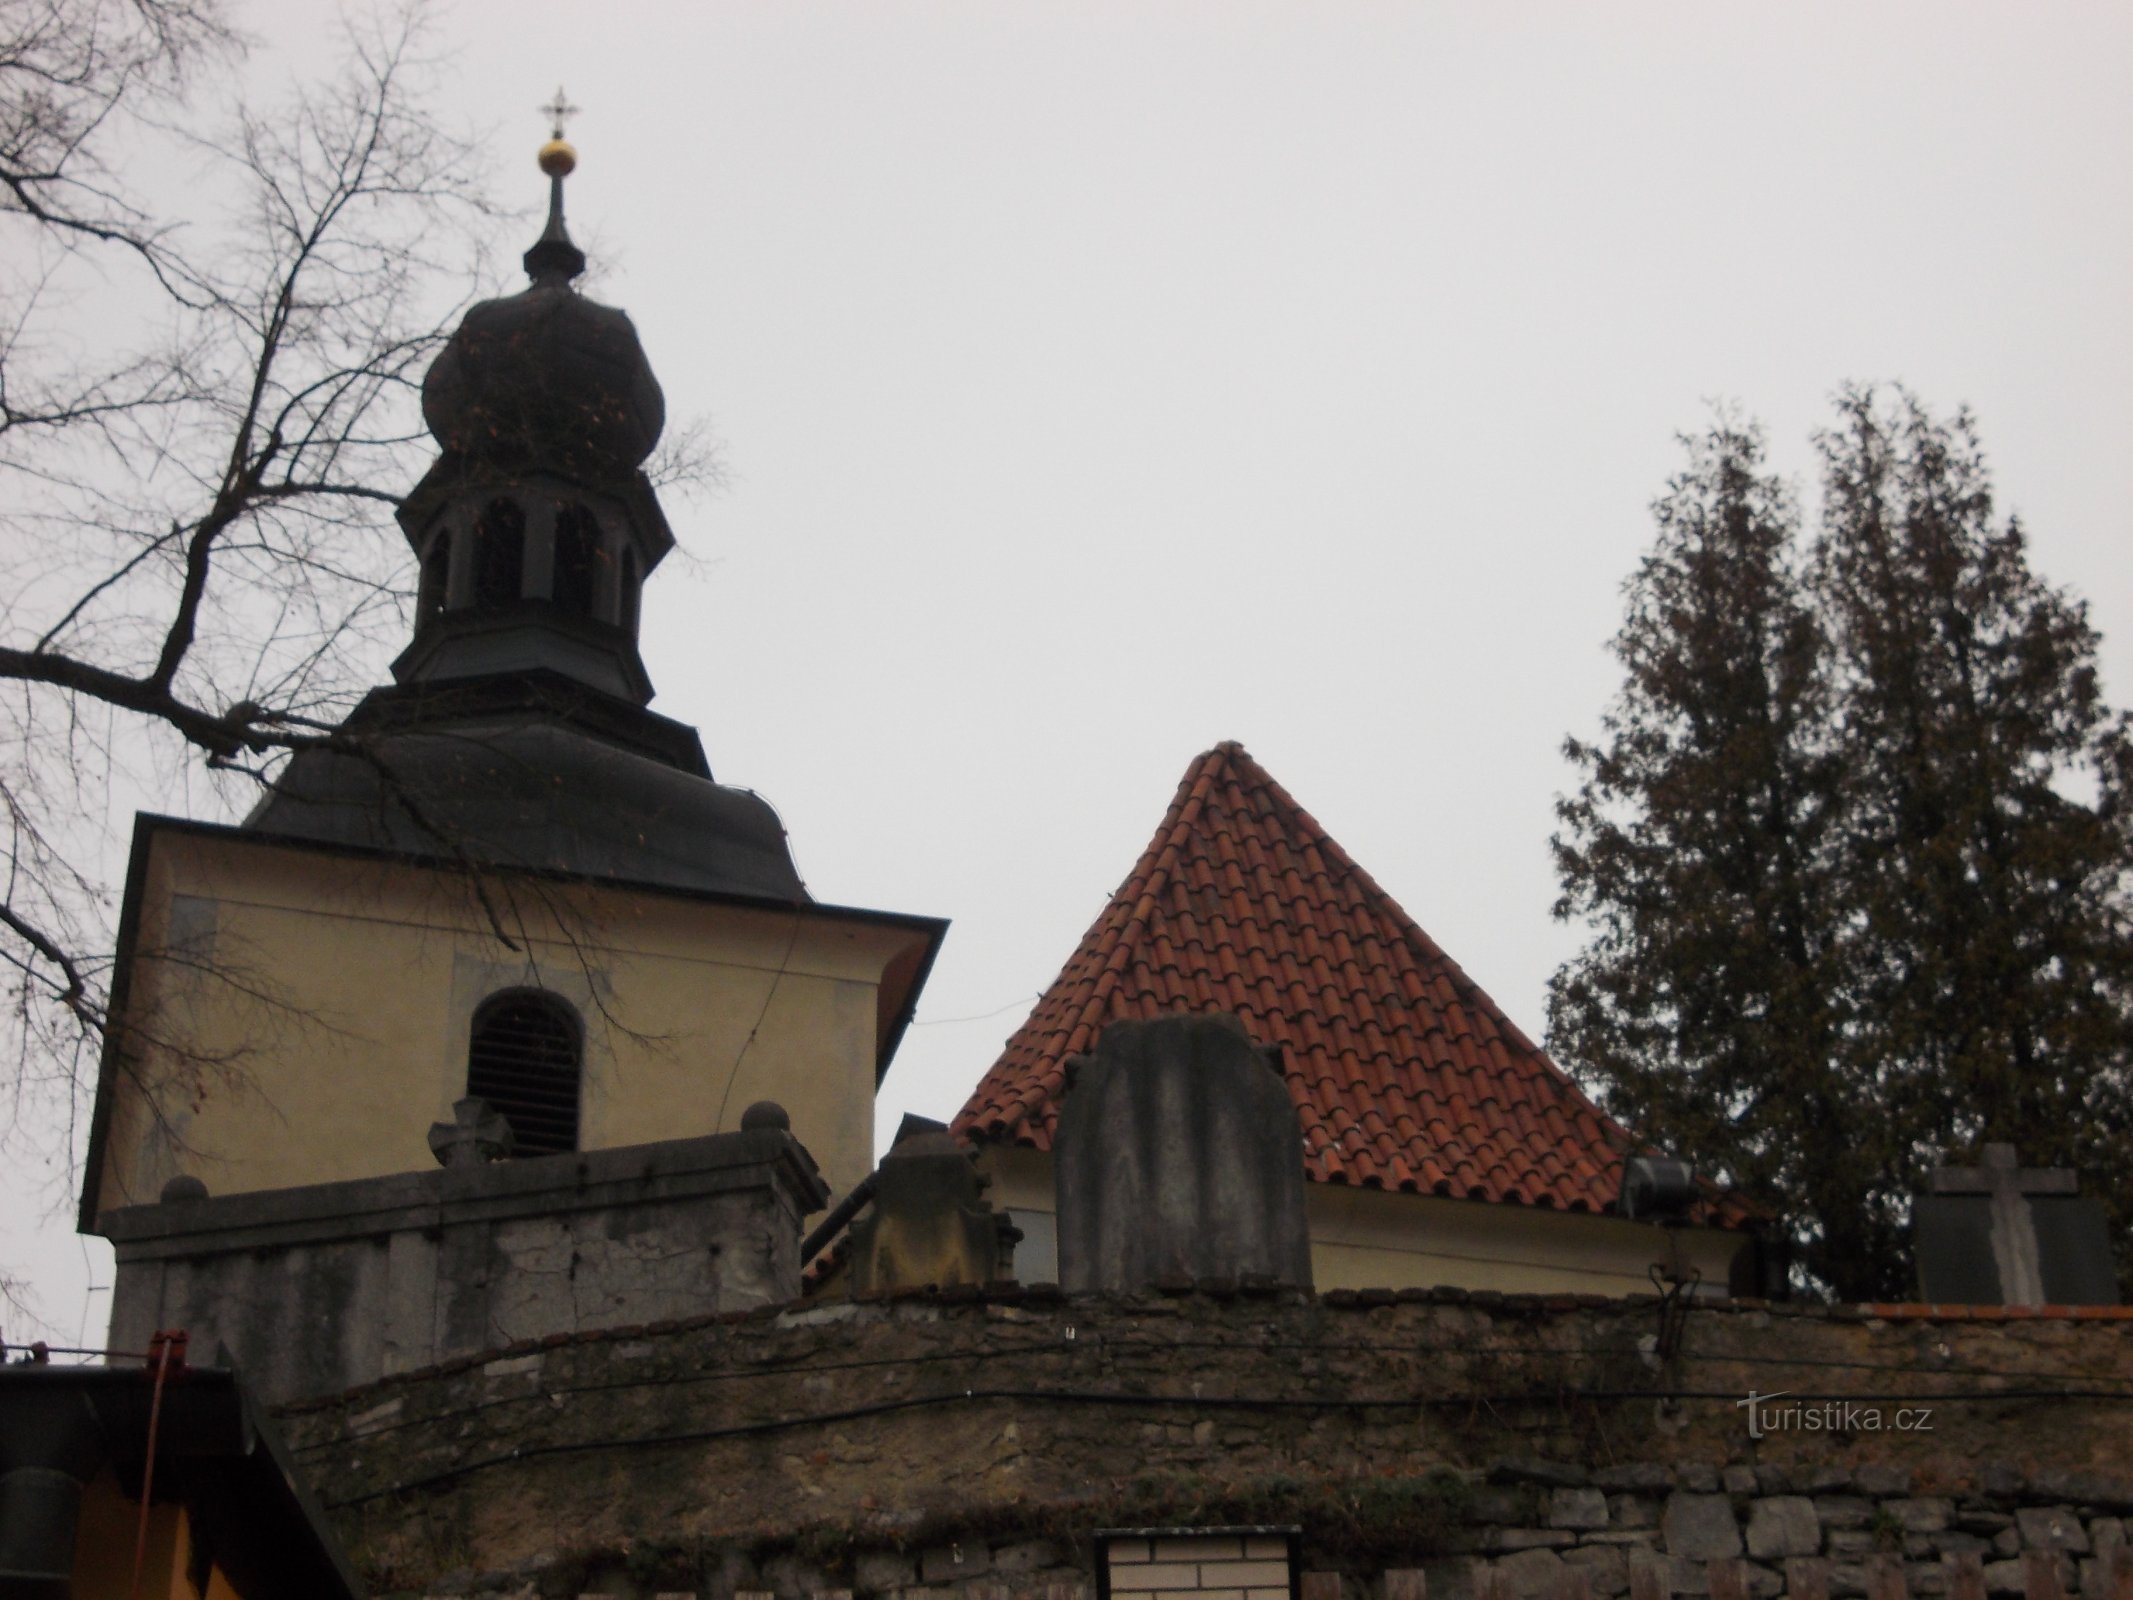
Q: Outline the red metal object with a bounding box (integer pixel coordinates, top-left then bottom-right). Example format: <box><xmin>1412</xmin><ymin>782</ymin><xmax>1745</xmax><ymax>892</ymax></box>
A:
<box><xmin>130</xmin><ymin>1329</ymin><xmax>190</xmax><ymax>1600</ymax></box>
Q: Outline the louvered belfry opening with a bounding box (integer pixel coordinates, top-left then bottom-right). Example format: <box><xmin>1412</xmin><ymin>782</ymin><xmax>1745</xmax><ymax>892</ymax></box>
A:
<box><xmin>467</xmin><ymin>990</ymin><xmax>582</xmax><ymax>1156</ymax></box>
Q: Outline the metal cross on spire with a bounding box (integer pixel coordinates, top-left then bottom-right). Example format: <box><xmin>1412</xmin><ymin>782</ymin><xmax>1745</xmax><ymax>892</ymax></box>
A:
<box><xmin>540</xmin><ymin>86</ymin><xmax>580</xmax><ymax>141</ymax></box>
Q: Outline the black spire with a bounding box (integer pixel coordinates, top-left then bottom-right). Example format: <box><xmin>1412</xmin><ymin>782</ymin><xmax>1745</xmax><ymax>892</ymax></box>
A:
<box><xmin>525</xmin><ymin>87</ymin><xmax>587</xmax><ymax>284</ymax></box>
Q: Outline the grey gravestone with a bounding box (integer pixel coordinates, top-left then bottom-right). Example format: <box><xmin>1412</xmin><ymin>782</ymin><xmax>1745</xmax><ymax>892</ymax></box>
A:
<box><xmin>1915</xmin><ymin>1144</ymin><xmax>2120</xmax><ymax>1306</ymax></box>
<box><xmin>1053</xmin><ymin>1012</ymin><xmax>1312</xmax><ymax>1291</ymax></box>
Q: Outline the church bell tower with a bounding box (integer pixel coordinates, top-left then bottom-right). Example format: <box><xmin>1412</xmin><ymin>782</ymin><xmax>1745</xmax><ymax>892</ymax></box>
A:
<box><xmin>77</xmin><ymin>121</ymin><xmax>944</xmax><ymax>1400</ymax></box>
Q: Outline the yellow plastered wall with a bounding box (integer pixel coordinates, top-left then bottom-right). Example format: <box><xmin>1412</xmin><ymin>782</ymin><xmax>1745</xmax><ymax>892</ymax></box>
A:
<box><xmin>72</xmin><ymin>1473</ymin><xmax>239</xmax><ymax>1600</ymax></box>
<box><xmin>979</xmin><ymin>1144</ymin><xmax>1746</xmax><ymax>1297</ymax></box>
<box><xmin>94</xmin><ymin>829</ymin><xmax>927</xmax><ymax>1218</ymax></box>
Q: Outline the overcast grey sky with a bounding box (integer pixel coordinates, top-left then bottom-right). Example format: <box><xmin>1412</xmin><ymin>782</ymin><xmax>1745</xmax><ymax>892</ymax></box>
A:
<box><xmin>7</xmin><ymin>1</ymin><xmax>2131</xmax><ymax>1341</ymax></box>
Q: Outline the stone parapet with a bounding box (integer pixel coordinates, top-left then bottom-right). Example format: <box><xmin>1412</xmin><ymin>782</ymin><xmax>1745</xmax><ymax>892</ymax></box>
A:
<box><xmin>103</xmin><ymin>1125</ymin><xmax>825</xmax><ymax>1403</ymax></box>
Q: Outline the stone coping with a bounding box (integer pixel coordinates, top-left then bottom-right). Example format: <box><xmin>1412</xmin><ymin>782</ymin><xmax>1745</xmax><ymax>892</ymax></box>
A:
<box><xmin>270</xmin><ymin>1275</ymin><xmax>2131</xmax><ymax>1418</ymax></box>
<box><xmin>100</xmin><ymin>1125</ymin><xmax>825</xmax><ymax>1260</ymax></box>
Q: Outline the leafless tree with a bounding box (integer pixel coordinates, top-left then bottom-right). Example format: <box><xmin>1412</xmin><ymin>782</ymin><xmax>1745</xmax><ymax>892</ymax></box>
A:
<box><xmin>0</xmin><ymin>0</ymin><xmax>502</xmax><ymax>1315</ymax></box>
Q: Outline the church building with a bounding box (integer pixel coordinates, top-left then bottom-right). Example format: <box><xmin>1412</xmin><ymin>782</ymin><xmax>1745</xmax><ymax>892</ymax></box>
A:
<box><xmin>76</xmin><ymin>132</ymin><xmax>941</xmax><ymax>1397</ymax></box>
<box><xmin>77</xmin><ymin>127</ymin><xmax>1758</xmax><ymax>1409</ymax></box>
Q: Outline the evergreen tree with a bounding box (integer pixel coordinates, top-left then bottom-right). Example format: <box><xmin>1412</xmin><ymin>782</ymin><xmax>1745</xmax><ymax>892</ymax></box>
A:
<box><xmin>1554</xmin><ymin>390</ymin><xmax>2133</xmax><ymax>1300</ymax></box>
<box><xmin>1550</xmin><ymin>421</ymin><xmax>1895</xmax><ymax>1298</ymax></box>
<box><xmin>1810</xmin><ymin>389</ymin><xmax>2133</xmax><ymax>1255</ymax></box>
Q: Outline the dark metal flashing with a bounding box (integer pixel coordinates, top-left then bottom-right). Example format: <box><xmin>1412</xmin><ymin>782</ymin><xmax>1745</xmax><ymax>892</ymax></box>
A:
<box><xmin>75</xmin><ymin>814</ymin><xmax>948</xmax><ymax>1228</ymax></box>
<box><xmin>389</xmin><ymin>609</ymin><xmax>660</xmax><ymax>708</ymax></box>
<box><xmin>338</xmin><ymin>668</ymin><xmax>709</xmax><ymax>774</ymax></box>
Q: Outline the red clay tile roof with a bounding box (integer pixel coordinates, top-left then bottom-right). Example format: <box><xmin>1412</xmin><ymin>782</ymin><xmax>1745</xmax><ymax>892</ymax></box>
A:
<box><xmin>952</xmin><ymin>741</ymin><xmax>1748</xmax><ymax>1225</ymax></box>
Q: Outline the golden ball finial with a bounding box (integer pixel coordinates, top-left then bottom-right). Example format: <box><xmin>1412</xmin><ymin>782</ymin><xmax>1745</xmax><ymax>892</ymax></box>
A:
<box><xmin>538</xmin><ymin>138</ymin><xmax>577</xmax><ymax>178</ymax></box>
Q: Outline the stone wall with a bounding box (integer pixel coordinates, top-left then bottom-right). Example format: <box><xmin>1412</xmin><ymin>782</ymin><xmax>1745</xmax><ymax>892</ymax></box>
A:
<box><xmin>273</xmin><ymin>1285</ymin><xmax>2133</xmax><ymax>1600</ymax></box>
<box><xmin>107</xmin><ymin>1125</ymin><xmax>824</xmax><ymax>1403</ymax></box>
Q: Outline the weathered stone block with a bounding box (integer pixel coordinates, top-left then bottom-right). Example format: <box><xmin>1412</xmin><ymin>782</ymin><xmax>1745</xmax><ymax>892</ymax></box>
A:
<box><xmin>1894</xmin><ymin>1502</ymin><xmax>1956</xmax><ymax>1536</ymax></box>
<box><xmin>1979</xmin><ymin>1466</ymin><xmax>2026</xmax><ymax>1499</ymax></box>
<box><xmin>993</xmin><ymin>1544</ymin><xmax>1061</xmax><ymax>1576</ymax></box>
<box><xmin>2021</xmin><ymin>1512</ymin><xmax>2091</xmax><ymax>1555</ymax></box>
<box><xmin>1622</xmin><ymin>1550</ymin><xmax>1667</xmax><ymax>1600</ymax></box>
<box><xmin>1663</xmin><ymin>1555</ymin><xmax>1711</xmax><ymax>1596</ymax></box>
<box><xmin>1817</xmin><ymin>1499</ymin><xmax>1876</xmax><ymax>1531</ymax></box>
<box><xmin>1562</xmin><ymin>1546</ymin><xmax>1628</xmax><ymax>1599</ymax></box>
<box><xmin>1678</xmin><ymin>1466</ymin><xmax>1724</xmax><ymax>1495</ymax></box>
<box><xmin>853</xmin><ymin>1554</ymin><xmax>915</xmax><ymax>1594</ymax></box>
<box><xmin>1552</xmin><ymin>1491</ymin><xmax>1612</xmax><ymax>1532</ymax></box>
<box><xmin>1383</xmin><ymin>1570</ymin><xmax>1429</xmax><ymax>1600</ymax></box>
<box><xmin>2030</xmin><ymin>1476</ymin><xmax>2133</xmax><ymax>1515</ymax></box>
<box><xmin>1981</xmin><ymin>1563</ymin><xmax>2029</xmax><ymax>1595</ymax></box>
<box><xmin>1475</xmin><ymin>1489</ymin><xmax>1540</xmax><ymax>1525</ymax></box>
<box><xmin>1723</xmin><ymin>1469</ymin><xmax>1759</xmax><ymax>1496</ymax></box>
<box><xmin>1783</xmin><ymin>1557</ymin><xmax>1831</xmax><ymax>1600</ymax></box>
<box><xmin>1609</xmin><ymin>1497</ymin><xmax>1657</xmax><ymax>1530</ymax></box>
<box><xmin>1595</xmin><ymin>1465</ymin><xmax>1674</xmax><ymax>1494</ymax></box>
<box><xmin>1665</xmin><ymin>1494</ymin><xmax>1744</xmax><ymax>1561</ymax></box>
<box><xmin>1493</xmin><ymin>1550</ymin><xmax>1568</xmax><ymax>1600</ymax></box>
<box><xmin>921</xmin><ymin>1547</ymin><xmax>992</xmax><ymax>1584</ymax></box>
<box><xmin>1495</xmin><ymin>1460</ymin><xmax>1594</xmax><ymax>1490</ymax></box>
<box><xmin>1855</xmin><ymin>1468</ymin><xmax>1914</xmax><ymax>1498</ymax></box>
<box><xmin>1494</xmin><ymin>1531</ymin><xmax>1577</xmax><ymax>1554</ymax></box>
<box><xmin>1745</xmin><ymin>1497</ymin><xmax>1821</xmax><ymax>1560</ymax></box>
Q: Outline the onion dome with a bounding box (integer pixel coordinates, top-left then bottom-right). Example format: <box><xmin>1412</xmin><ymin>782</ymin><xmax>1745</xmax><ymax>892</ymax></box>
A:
<box><xmin>419</xmin><ymin>140</ymin><xmax>665</xmax><ymax>480</ymax></box>
<box><xmin>244</xmin><ymin>111</ymin><xmax>810</xmax><ymax>905</ymax></box>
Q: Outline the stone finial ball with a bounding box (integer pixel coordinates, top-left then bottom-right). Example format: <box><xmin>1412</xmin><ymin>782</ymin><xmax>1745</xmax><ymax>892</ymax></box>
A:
<box><xmin>538</xmin><ymin>138</ymin><xmax>577</xmax><ymax>177</ymax></box>
<box><xmin>740</xmin><ymin>1101</ymin><xmax>790</xmax><ymax>1132</ymax></box>
<box><xmin>160</xmin><ymin>1174</ymin><xmax>210</xmax><ymax>1204</ymax></box>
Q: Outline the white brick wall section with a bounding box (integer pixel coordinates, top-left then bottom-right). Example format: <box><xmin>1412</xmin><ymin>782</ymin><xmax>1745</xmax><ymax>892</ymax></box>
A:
<box><xmin>1106</xmin><ymin>1536</ymin><xmax>1294</xmax><ymax>1598</ymax></box>
<box><xmin>1157</xmin><ymin>1539</ymin><xmax>1247</xmax><ymax>1562</ymax></box>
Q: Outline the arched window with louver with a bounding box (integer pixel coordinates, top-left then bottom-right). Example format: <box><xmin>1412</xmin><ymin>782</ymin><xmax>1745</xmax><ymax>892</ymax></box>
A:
<box><xmin>551</xmin><ymin>502</ymin><xmax>599</xmax><ymax>620</ymax></box>
<box><xmin>466</xmin><ymin>990</ymin><xmax>582</xmax><ymax>1156</ymax></box>
<box><xmin>472</xmin><ymin>498</ymin><xmax>526</xmax><ymax>609</ymax></box>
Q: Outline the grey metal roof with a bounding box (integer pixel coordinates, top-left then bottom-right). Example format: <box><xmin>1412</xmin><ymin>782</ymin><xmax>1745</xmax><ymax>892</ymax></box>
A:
<box><xmin>247</xmin><ymin>717</ymin><xmax>808</xmax><ymax>902</ymax></box>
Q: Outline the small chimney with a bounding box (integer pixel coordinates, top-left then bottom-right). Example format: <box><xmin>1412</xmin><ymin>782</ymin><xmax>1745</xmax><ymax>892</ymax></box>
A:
<box><xmin>1052</xmin><ymin>1013</ymin><xmax>1312</xmax><ymax>1292</ymax></box>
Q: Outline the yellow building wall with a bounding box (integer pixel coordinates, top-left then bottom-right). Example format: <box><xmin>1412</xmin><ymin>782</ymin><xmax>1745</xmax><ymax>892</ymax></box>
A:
<box><xmin>94</xmin><ymin>828</ymin><xmax>926</xmax><ymax>1221</ymax></box>
<box><xmin>977</xmin><ymin>1145</ymin><xmax>1746</xmax><ymax>1298</ymax></box>
<box><xmin>72</xmin><ymin>1474</ymin><xmax>239</xmax><ymax>1600</ymax></box>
